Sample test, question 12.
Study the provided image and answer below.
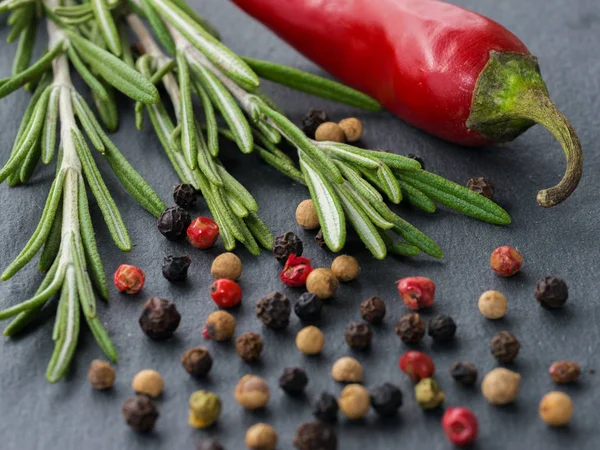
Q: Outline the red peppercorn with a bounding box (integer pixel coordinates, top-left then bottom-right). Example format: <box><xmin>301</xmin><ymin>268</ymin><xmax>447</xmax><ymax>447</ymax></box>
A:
<box><xmin>113</xmin><ymin>264</ymin><xmax>145</xmax><ymax>294</ymax></box>
<box><xmin>399</xmin><ymin>351</ymin><xmax>435</xmax><ymax>382</ymax></box>
<box><xmin>396</xmin><ymin>277</ymin><xmax>435</xmax><ymax>310</ymax></box>
<box><xmin>490</xmin><ymin>246</ymin><xmax>523</xmax><ymax>277</ymax></box>
<box><xmin>187</xmin><ymin>216</ymin><xmax>220</xmax><ymax>249</ymax></box>
<box><xmin>280</xmin><ymin>254</ymin><xmax>313</xmax><ymax>287</ymax></box>
<box><xmin>210</xmin><ymin>279</ymin><xmax>242</xmax><ymax>308</ymax></box>
<box><xmin>442</xmin><ymin>407</ymin><xmax>479</xmax><ymax>447</ymax></box>
<box><xmin>202</xmin><ymin>327</ymin><xmax>211</xmax><ymax>340</ymax></box>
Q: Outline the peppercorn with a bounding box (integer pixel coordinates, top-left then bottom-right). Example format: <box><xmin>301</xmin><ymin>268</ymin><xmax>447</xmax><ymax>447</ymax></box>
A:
<box><xmin>360</xmin><ymin>296</ymin><xmax>386</xmax><ymax>324</ymax></box>
<box><xmin>344</xmin><ymin>322</ymin><xmax>372</xmax><ymax>350</ymax></box>
<box><xmin>395</xmin><ymin>313</ymin><xmax>425</xmax><ymax>344</ymax></box>
<box><xmin>122</xmin><ymin>395</ymin><xmax>159</xmax><ymax>432</ymax></box>
<box><xmin>331</xmin><ymin>357</ymin><xmax>363</xmax><ymax>383</ymax></box>
<box><xmin>245</xmin><ymin>423</ymin><xmax>277</xmax><ymax>450</ymax></box>
<box><xmin>306</xmin><ymin>268</ymin><xmax>339</xmax><ymax>299</ymax></box>
<box><xmin>182</xmin><ymin>347</ymin><xmax>213</xmax><ymax>377</ymax></box>
<box><xmin>188</xmin><ymin>390</ymin><xmax>221</xmax><ymax>428</ymax></box>
<box><xmin>315</xmin><ymin>122</ymin><xmax>346</xmax><ymax>143</ymax></box>
<box><xmin>450</xmin><ymin>362</ymin><xmax>478</xmax><ymax>386</ymax></box>
<box><xmin>210</xmin><ymin>279</ymin><xmax>242</xmax><ymax>308</ymax></box>
<box><xmin>87</xmin><ymin>359</ymin><xmax>115</xmax><ymax>390</ymax></box>
<box><xmin>490</xmin><ymin>246</ymin><xmax>523</xmax><ymax>277</ymax></box>
<box><xmin>296</xmin><ymin>326</ymin><xmax>325</xmax><ymax>355</ymax></box>
<box><xmin>467</xmin><ymin>177</ymin><xmax>495</xmax><ymax>200</ymax></box>
<box><xmin>338</xmin><ymin>384</ymin><xmax>370</xmax><ymax>420</ymax></box>
<box><xmin>204</xmin><ymin>310</ymin><xmax>236</xmax><ymax>341</ymax></box>
<box><xmin>369</xmin><ymin>383</ymin><xmax>403</xmax><ymax>417</ymax></box>
<box><xmin>139</xmin><ymin>297</ymin><xmax>181</xmax><ymax>340</ymax></box>
<box><xmin>478</xmin><ymin>290</ymin><xmax>508</xmax><ymax>319</ymax></box>
<box><xmin>406</xmin><ymin>153</ymin><xmax>425</xmax><ymax>170</ymax></box>
<box><xmin>535</xmin><ymin>276</ymin><xmax>569</xmax><ymax>308</ymax></box>
<box><xmin>442</xmin><ymin>407</ymin><xmax>479</xmax><ymax>447</ymax></box>
<box><xmin>280</xmin><ymin>255</ymin><xmax>313</xmax><ymax>287</ymax></box>
<box><xmin>296</xmin><ymin>199</ymin><xmax>320</xmax><ymax>229</ymax></box>
<box><xmin>315</xmin><ymin>229</ymin><xmax>326</xmax><ymax>248</ymax></box>
<box><xmin>399</xmin><ymin>351</ymin><xmax>435</xmax><ymax>382</ymax></box>
<box><xmin>197</xmin><ymin>440</ymin><xmax>224</xmax><ymax>450</ymax></box>
<box><xmin>132</xmin><ymin>369</ymin><xmax>164</xmax><ymax>398</ymax></box>
<box><xmin>539</xmin><ymin>391</ymin><xmax>573</xmax><ymax>426</ymax></box>
<box><xmin>294</xmin><ymin>422</ymin><xmax>337</xmax><ymax>450</ymax></box>
<box><xmin>490</xmin><ymin>331</ymin><xmax>520</xmax><ymax>363</ymax></box>
<box><xmin>188</xmin><ymin>216</ymin><xmax>220</xmax><ymax>249</ymax></box>
<box><xmin>114</xmin><ymin>264</ymin><xmax>145</xmax><ymax>294</ymax></box>
<box><xmin>302</xmin><ymin>109</ymin><xmax>329</xmax><ymax>139</ymax></box>
<box><xmin>279</xmin><ymin>367</ymin><xmax>309</xmax><ymax>395</ymax></box>
<box><xmin>415</xmin><ymin>378</ymin><xmax>445</xmax><ymax>409</ymax></box>
<box><xmin>256</xmin><ymin>292</ymin><xmax>291</xmax><ymax>329</ymax></box>
<box><xmin>273</xmin><ymin>232</ymin><xmax>304</xmax><ymax>262</ymax></box>
<box><xmin>312</xmin><ymin>392</ymin><xmax>339</xmax><ymax>422</ymax></box>
<box><xmin>173</xmin><ymin>183</ymin><xmax>197</xmax><ymax>209</ymax></box>
<box><xmin>234</xmin><ymin>375</ymin><xmax>270</xmax><ymax>410</ymax></box>
<box><xmin>549</xmin><ymin>361</ymin><xmax>581</xmax><ymax>384</ymax></box>
<box><xmin>396</xmin><ymin>276</ymin><xmax>436</xmax><ymax>310</ymax></box>
<box><xmin>236</xmin><ymin>332</ymin><xmax>264</xmax><ymax>362</ymax></box>
<box><xmin>157</xmin><ymin>206</ymin><xmax>191</xmax><ymax>240</ymax></box>
<box><xmin>162</xmin><ymin>255</ymin><xmax>192</xmax><ymax>282</ymax></box>
<box><xmin>331</xmin><ymin>255</ymin><xmax>360</xmax><ymax>282</ymax></box>
<box><xmin>294</xmin><ymin>292</ymin><xmax>323</xmax><ymax>322</ymax></box>
<box><xmin>209</xmin><ymin>252</ymin><xmax>243</xmax><ymax>280</ymax></box>
<box><xmin>338</xmin><ymin>118</ymin><xmax>364</xmax><ymax>143</ymax></box>
<box><xmin>428</xmin><ymin>315</ymin><xmax>457</xmax><ymax>342</ymax></box>
<box><xmin>481</xmin><ymin>368</ymin><xmax>521</xmax><ymax>405</ymax></box>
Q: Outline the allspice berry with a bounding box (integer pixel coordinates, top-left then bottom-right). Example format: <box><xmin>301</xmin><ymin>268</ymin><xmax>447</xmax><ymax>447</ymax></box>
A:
<box><xmin>204</xmin><ymin>310</ymin><xmax>236</xmax><ymax>341</ymax></box>
<box><xmin>535</xmin><ymin>276</ymin><xmax>569</xmax><ymax>308</ymax></box>
<box><xmin>478</xmin><ymin>290</ymin><xmax>508</xmax><ymax>319</ymax></box>
<box><xmin>87</xmin><ymin>359</ymin><xmax>115</xmax><ymax>390</ymax></box>
<box><xmin>331</xmin><ymin>357</ymin><xmax>363</xmax><ymax>383</ymax></box>
<box><xmin>296</xmin><ymin>199</ymin><xmax>320</xmax><ymax>230</ymax></box>
<box><xmin>344</xmin><ymin>322</ymin><xmax>372</xmax><ymax>350</ymax></box>
<box><xmin>132</xmin><ymin>369</ymin><xmax>164</xmax><ymax>398</ymax></box>
<box><xmin>360</xmin><ymin>296</ymin><xmax>386</xmax><ymax>324</ymax></box>
<box><xmin>331</xmin><ymin>255</ymin><xmax>360</xmax><ymax>282</ymax></box>
<box><xmin>306</xmin><ymin>268</ymin><xmax>339</xmax><ymax>299</ymax></box>
<box><xmin>294</xmin><ymin>422</ymin><xmax>337</xmax><ymax>450</ymax></box>
<box><xmin>188</xmin><ymin>390</ymin><xmax>221</xmax><ymax>428</ymax></box>
<box><xmin>395</xmin><ymin>313</ymin><xmax>425</xmax><ymax>344</ymax></box>
<box><xmin>234</xmin><ymin>375</ymin><xmax>270</xmax><ymax>410</ymax></box>
<box><xmin>549</xmin><ymin>361</ymin><xmax>581</xmax><ymax>384</ymax></box>
<box><xmin>315</xmin><ymin>122</ymin><xmax>346</xmax><ymax>143</ymax></box>
<box><xmin>338</xmin><ymin>384</ymin><xmax>371</xmax><ymax>420</ymax></box>
<box><xmin>181</xmin><ymin>347</ymin><xmax>213</xmax><ymax>377</ymax></box>
<box><xmin>482</xmin><ymin>368</ymin><xmax>521</xmax><ymax>405</ymax></box>
<box><xmin>490</xmin><ymin>331</ymin><xmax>520</xmax><ymax>363</ymax></box>
<box><xmin>122</xmin><ymin>395</ymin><xmax>159</xmax><ymax>432</ymax></box>
<box><xmin>539</xmin><ymin>392</ymin><xmax>573</xmax><ymax>426</ymax></box>
<box><xmin>296</xmin><ymin>326</ymin><xmax>325</xmax><ymax>355</ymax></box>
<box><xmin>236</xmin><ymin>332</ymin><xmax>264</xmax><ymax>362</ymax></box>
<box><xmin>338</xmin><ymin>118</ymin><xmax>364</xmax><ymax>143</ymax></box>
<box><xmin>245</xmin><ymin>423</ymin><xmax>277</xmax><ymax>450</ymax></box>
<box><xmin>211</xmin><ymin>252</ymin><xmax>242</xmax><ymax>280</ymax></box>
<box><xmin>139</xmin><ymin>297</ymin><xmax>181</xmax><ymax>340</ymax></box>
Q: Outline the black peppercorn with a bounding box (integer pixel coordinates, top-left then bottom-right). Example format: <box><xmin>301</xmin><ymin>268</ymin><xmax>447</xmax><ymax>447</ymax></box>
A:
<box><xmin>294</xmin><ymin>422</ymin><xmax>337</xmax><ymax>450</ymax></box>
<box><xmin>272</xmin><ymin>232</ymin><xmax>304</xmax><ymax>262</ymax></box>
<box><xmin>279</xmin><ymin>367</ymin><xmax>309</xmax><ymax>395</ymax></box>
<box><xmin>369</xmin><ymin>383</ymin><xmax>403</xmax><ymax>417</ymax></box>
<box><xmin>235</xmin><ymin>332</ymin><xmax>263</xmax><ymax>362</ymax></box>
<box><xmin>344</xmin><ymin>322</ymin><xmax>372</xmax><ymax>350</ymax></box>
<box><xmin>181</xmin><ymin>347</ymin><xmax>213</xmax><ymax>377</ymax></box>
<box><xmin>395</xmin><ymin>313</ymin><xmax>425</xmax><ymax>344</ymax></box>
<box><xmin>197</xmin><ymin>440</ymin><xmax>224</xmax><ymax>450</ymax></box>
<box><xmin>315</xmin><ymin>229</ymin><xmax>327</xmax><ymax>248</ymax></box>
<box><xmin>491</xmin><ymin>331</ymin><xmax>520</xmax><ymax>363</ymax></box>
<box><xmin>312</xmin><ymin>392</ymin><xmax>339</xmax><ymax>422</ymax></box>
<box><xmin>302</xmin><ymin>109</ymin><xmax>329</xmax><ymax>139</ymax></box>
<box><xmin>428</xmin><ymin>315</ymin><xmax>457</xmax><ymax>342</ymax></box>
<box><xmin>294</xmin><ymin>292</ymin><xmax>323</xmax><ymax>322</ymax></box>
<box><xmin>173</xmin><ymin>183</ymin><xmax>197</xmax><ymax>209</ymax></box>
<box><xmin>157</xmin><ymin>206</ymin><xmax>191</xmax><ymax>240</ymax></box>
<box><xmin>256</xmin><ymin>292</ymin><xmax>291</xmax><ymax>330</ymax></box>
<box><xmin>360</xmin><ymin>296</ymin><xmax>386</xmax><ymax>324</ymax></box>
<box><xmin>467</xmin><ymin>177</ymin><xmax>495</xmax><ymax>200</ymax></box>
<box><xmin>139</xmin><ymin>297</ymin><xmax>181</xmax><ymax>340</ymax></box>
<box><xmin>162</xmin><ymin>255</ymin><xmax>192</xmax><ymax>282</ymax></box>
<box><xmin>122</xmin><ymin>395</ymin><xmax>159</xmax><ymax>432</ymax></box>
<box><xmin>535</xmin><ymin>276</ymin><xmax>568</xmax><ymax>308</ymax></box>
<box><xmin>406</xmin><ymin>153</ymin><xmax>425</xmax><ymax>170</ymax></box>
<box><xmin>450</xmin><ymin>361</ymin><xmax>478</xmax><ymax>386</ymax></box>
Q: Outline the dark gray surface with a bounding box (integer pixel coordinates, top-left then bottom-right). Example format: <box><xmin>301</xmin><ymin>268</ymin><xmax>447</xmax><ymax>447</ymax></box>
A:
<box><xmin>1</xmin><ymin>0</ymin><xmax>599</xmax><ymax>449</ymax></box>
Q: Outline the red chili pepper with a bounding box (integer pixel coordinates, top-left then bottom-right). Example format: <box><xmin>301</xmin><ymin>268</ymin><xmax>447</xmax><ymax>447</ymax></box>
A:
<box><xmin>280</xmin><ymin>254</ymin><xmax>313</xmax><ymax>287</ymax></box>
<box><xmin>231</xmin><ymin>0</ymin><xmax>582</xmax><ymax>207</ymax></box>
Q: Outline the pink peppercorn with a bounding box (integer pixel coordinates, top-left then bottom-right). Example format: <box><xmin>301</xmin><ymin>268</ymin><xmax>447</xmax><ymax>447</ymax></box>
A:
<box><xmin>490</xmin><ymin>246</ymin><xmax>523</xmax><ymax>277</ymax></box>
<box><xmin>187</xmin><ymin>216</ymin><xmax>220</xmax><ymax>249</ymax></box>
<box><xmin>210</xmin><ymin>279</ymin><xmax>242</xmax><ymax>308</ymax></box>
<box><xmin>396</xmin><ymin>277</ymin><xmax>436</xmax><ymax>310</ymax></box>
<box><xmin>280</xmin><ymin>254</ymin><xmax>313</xmax><ymax>287</ymax></box>
<box><xmin>442</xmin><ymin>407</ymin><xmax>479</xmax><ymax>446</ymax></box>
<box><xmin>399</xmin><ymin>351</ymin><xmax>435</xmax><ymax>382</ymax></box>
<box><xmin>113</xmin><ymin>264</ymin><xmax>145</xmax><ymax>294</ymax></box>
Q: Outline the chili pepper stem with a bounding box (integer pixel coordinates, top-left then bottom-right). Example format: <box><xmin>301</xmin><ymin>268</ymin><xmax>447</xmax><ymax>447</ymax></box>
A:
<box><xmin>467</xmin><ymin>51</ymin><xmax>583</xmax><ymax>208</ymax></box>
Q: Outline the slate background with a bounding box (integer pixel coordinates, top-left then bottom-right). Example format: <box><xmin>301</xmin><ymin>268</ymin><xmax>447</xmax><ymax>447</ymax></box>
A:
<box><xmin>0</xmin><ymin>0</ymin><xmax>599</xmax><ymax>449</ymax></box>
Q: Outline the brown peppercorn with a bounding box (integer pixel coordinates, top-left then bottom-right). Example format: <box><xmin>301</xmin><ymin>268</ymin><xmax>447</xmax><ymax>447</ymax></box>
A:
<box><xmin>273</xmin><ymin>231</ymin><xmax>304</xmax><ymax>262</ymax></box>
<box><xmin>344</xmin><ymin>322</ymin><xmax>372</xmax><ymax>350</ymax></box>
<box><xmin>466</xmin><ymin>177</ymin><xmax>495</xmax><ymax>200</ymax></box>
<box><xmin>87</xmin><ymin>359</ymin><xmax>115</xmax><ymax>390</ymax></box>
<box><xmin>189</xmin><ymin>390</ymin><xmax>221</xmax><ymax>428</ymax></box>
<box><xmin>360</xmin><ymin>296</ymin><xmax>386</xmax><ymax>324</ymax></box>
<box><xmin>306</xmin><ymin>268</ymin><xmax>339</xmax><ymax>299</ymax></box>
<box><xmin>245</xmin><ymin>423</ymin><xmax>277</xmax><ymax>450</ymax></box>
<box><xmin>302</xmin><ymin>109</ymin><xmax>329</xmax><ymax>139</ymax></box>
<box><xmin>481</xmin><ymin>367</ymin><xmax>520</xmax><ymax>405</ymax></box>
<box><xmin>338</xmin><ymin>118</ymin><xmax>364</xmax><ymax>143</ymax></box>
<box><xmin>415</xmin><ymin>378</ymin><xmax>445</xmax><ymax>409</ymax></box>
<box><xmin>331</xmin><ymin>255</ymin><xmax>360</xmax><ymax>282</ymax></box>
<box><xmin>204</xmin><ymin>310</ymin><xmax>236</xmax><ymax>341</ymax></box>
<box><xmin>256</xmin><ymin>292</ymin><xmax>291</xmax><ymax>330</ymax></box>
<box><xmin>122</xmin><ymin>395</ymin><xmax>159</xmax><ymax>432</ymax></box>
<box><xmin>450</xmin><ymin>362</ymin><xmax>478</xmax><ymax>386</ymax></box>
<box><xmin>197</xmin><ymin>440</ymin><xmax>224</xmax><ymax>450</ymax></box>
<box><xmin>478</xmin><ymin>290</ymin><xmax>508</xmax><ymax>319</ymax></box>
<box><xmin>234</xmin><ymin>375</ymin><xmax>270</xmax><ymax>410</ymax></box>
<box><xmin>315</xmin><ymin>122</ymin><xmax>346</xmax><ymax>143</ymax></box>
<box><xmin>315</xmin><ymin>229</ymin><xmax>327</xmax><ymax>248</ymax></box>
<box><xmin>294</xmin><ymin>422</ymin><xmax>337</xmax><ymax>450</ymax></box>
<box><xmin>549</xmin><ymin>361</ymin><xmax>581</xmax><ymax>384</ymax></box>
<box><xmin>395</xmin><ymin>313</ymin><xmax>425</xmax><ymax>344</ymax></box>
<box><xmin>296</xmin><ymin>326</ymin><xmax>325</xmax><ymax>355</ymax></box>
<box><xmin>535</xmin><ymin>277</ymin><xmax>569</xmax><ymax>308</ymax></box>
<box><xmin>338</xmin><ymin>384</ymin><xmax>370</xmax><ymax>420</ymax></box>
<box><xmin>331</xmin><ymin>357</ymin><xmax>363</xmax><ymax>383</ymax></box>
<box><xmin>210</xmin><ymin>252</ymin><xmax>242</xmax><ymax>280</ymax></box>
<box><xmin>236</xmin><ymin>332</ymin><xmax>264</xmax><ymax>362</ymax></box>
<box><xmin>181</xmin><ymin>347</ymin><xmax>213</xmax><ymax>377</ymax></box>
<box><xmin>491</xmin><ymin>331</ymin><xmax>520</xmax><ymax>363</ymax></box>
<box><xmin>296</xmin><ymin>199</ymin><xmax>320</xmax><ymax>230</ymax></box>
<box><xmin>132</xmin><ymin>369</ymin><xmax>164</xmax><ymax>398</ymax></box>
<box><xmin>539</xmin><ymin>392</ymin><xmax>573</xmax><ymax>426</ymax></box>
<box><xmin>139</xmin><ymin>297</ymin><xmax>181</xmax><ymax>340</ymax></box>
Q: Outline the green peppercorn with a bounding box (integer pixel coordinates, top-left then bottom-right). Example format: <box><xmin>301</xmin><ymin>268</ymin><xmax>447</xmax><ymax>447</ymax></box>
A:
<box><xmin>188</xmin><ymin>390</ymin><xmax>221</xmax><ymax>428</ymax></box>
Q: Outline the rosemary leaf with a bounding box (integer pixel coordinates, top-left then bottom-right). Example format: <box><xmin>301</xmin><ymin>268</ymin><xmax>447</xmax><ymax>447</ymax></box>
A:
<box><xmin>39</xmin><ymin>205</ymin><xmax>62</xmax><ymax>272</ymax></box>
<box><xmin>71</xmin><ymin>91</ymin><xmax>106</xmax><ymax>153</ymax></box>
<box><xmin>340</xmin><ymin>182</ymin><xmax>394</xmax><ymax>229</ymax></box>
<box><xmin>256</xmin><ymin>121</ymin><xmax>281</xmax><ymax>145</ymax></box>
<box><xmin>140</xmin><ymin>0</ymin><xmax>176</xmax><ymax>54</ymax></box>
<box><xmin>398</xmin><ymin>180</ymin><xmax>436</xmax><ymax>213</ymax></box>
<box><xmin>19</xmin><ymin>138</ymin><xmax>41</xmax><ymax>183</ymax></box>
<box><xmin>41</xmin><ymin>87</ymin><xmax>60</xmax><ymax>164</ymax></box>
<box><xmin>225</xmin><ymin>192</ymin><xmax>249</xmax><ymax>218</ymax></box>
<box><xmin>11</xmin><ymin>12</ymin><xmax>37</xmax><ymax>75</ymax></box>
<box><xmin>176</xmin><ymin>50</ymin><xmax>198</xmax><ymax>169</ymax></box>
<box><xmin>67</xmin><ymin>46</ymin><xmax>110</xmax><ymax>102</ymax></box>
<box><xmin>5</xmin><ymin>4</ymin><xmax>31</xmax><ymax>42</ymax></box>
<box><xmin>216</xmin><ymin>164</ymin><xmax>258</xmax><ymax>212</ymax></box>
<box><xmin>150</xmin><ymin>59</ymin><xmax>176</xmax><ymax>84</ymax></box>
<box><xmin>365</xmin><ymin>150</ymin><xmax>422</xmax><ymax>171</ymax></box>
<box><xmin>86</xmin><ymin>317</ymin><xmax>119</xmax><ymax>362</ymax></box>
<box><xmin>389</xmin><ymin>241</ymin><xmax>422</xmax><ymax>257</ymax></box>
<box><xmin>170</xmin><ymin>0</ymin><xmax>221</xmax><ymax>40</ymax></box>
<box><xmin>257</xmin><ymin>147</ymin><xmax>305</xmax><ymax>184</ymax></box>
<box><xmin>377</xmin><ymin>164</ymin><xmax>402</xmax><ymax>204</ymax></box>
<box><xmin>71</xmin><ymin>234</ymin><xmax>96</xmax><ymax>319</ymax></box>
<box><xmin>251</xmin><ymin>128</ymin><xmax>294</xmax><ymax>165</ymax></box>
<box><xmin>195</xmin><ymin>126</ymin><xmax>223</xmax><ymax>186</ymax></box>
<box><xmin>193</xmin><ymin>80</ymin><xmax>219</xmax><ymax>157</ymax></box>
<box><xmin>391</xmin><ymin>216</ymin><xmax>443</xmax><ymax>259</ymax></box>
<box><xmin>92</xmin><ymin>82</ymin><xmax>119</xmax><ymax>132</ymax></box>
<box><xmin>91</xmin><ymin>0</ymin><xmax>121</xmax><ymax>56</ymax></box>
<box><xmin>245</xmin><ymin>212</ymin><xmax>274</xmax><ymax>250</ymax></box>
<box><xmin>318</xmin><ymin>142</ymin><xmax>380</xmax><ymax>169</ymax></box>
<box><xmin>333</xmin><ymin>160</ymin><xmax>382</xmax><ymax>203</ymax></box>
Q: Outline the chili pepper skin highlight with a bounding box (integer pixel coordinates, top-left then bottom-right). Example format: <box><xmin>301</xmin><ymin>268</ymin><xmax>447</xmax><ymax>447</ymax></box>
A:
<box><xmin>231</xmin><ymin>0</ymin><xmax>583</xmax><ymax>207</ymax></box>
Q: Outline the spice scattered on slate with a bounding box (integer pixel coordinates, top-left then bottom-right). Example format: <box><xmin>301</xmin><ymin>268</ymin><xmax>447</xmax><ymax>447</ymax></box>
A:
<box><xmin>406</xmin><ymin>154</ymin><xmax>425</xmax><ymax>170</ymax></box>
<box><xmin>467</xmin><ymin>177</ymin><xmax>495</xmax><ymax>200</ymax></box>
<box><xmin>478</xmin><ymin>290</ymin><xmax>508</xmax><ymax>319</ymax></box>
<box><xmin>399</xmin><ymin>351</ymin><xmax>435</xmax><ymax>382</ymax></box>
<box><xmin>181</xmin><ymin>347</ymin><xmax>213</xmax><ymax>377</ymax></box>
<box><xmin>132</xmin><ymin>369</ymin><xmax>164</xmax><ymax>398</ymax></box>
<box><xmin>294</xmin><ymin>422</ymin><xmax>338</xmax><ymax>450</ymax></box>
<box><xmin>539</xmin><ymin>391</ymin><xmax>573</xmax><ymax>426</ymax></box>
<box><xmin>338</xmin><ymin>384</ymin><xmax>371</xmax><ymax>420</ymax></box>
<box><xmin>210</xmin><ymin>278</ymin><xmax>242</xmax><ymax>308</ymax></box>
<box><xmin>331</xmin><ymin>357</ymin><xmax>363</xmax><ymax>383</ymax></box>
<box><xmin>369</xmin><ymin>383</ymin><xmax>403</xmax><ymax>417</ymax></box>
<box><xmin>490</xmin><ymin>331</ymin><xmax>520</xmax><ymax>363</ymax></box>
<box><xmin>397</xmin><ymin>276</ymin><xmax>436</xmax><ymax>310</ymax></box>
<box><xmin>157</xmin><ymin>206</ymin><xmax>191</xmax><ymax>240</ymax></box>
<box><xmin>490</xmin><ymin>246</ymin><xmax>523</xmax><ymax>277</ymax></box>
<box><xmin>535</xmin><ymin>276</ymin><xmax>569</xmax><ymax>308</ymax></box>
<box><xmin>211</xmin><ymin>252</ymin><xmax>242</xmax><ymax>280</ymax></box>
<box><xmin>122</xmin><ymin>395</ymin><xmax>159</xmax><ymax>432</ymax></box>
<box><xmin>204</xmin><ymin>311</ymin><xmax>236</xmax><ymax>341</ymax></box>
<box><xmin>162</xmin><ymin>255</ymin><xmax>191</xmax><ymax>282</ymax></box>
<box><xmin>294</xmin><ymin>292</ymin><xmax>323</xmax><ymax>322</ymax></box>
<box><xmin>338</xmin><ymin>117</ymin><xmax>364</xmax><ymax>143</ymax></box>
<box><xmin>87</xmin><ymin>359</ymin><xmax>115</xmax><ymax>390</ymax></box>
<box><xmin>280</xmin><ymin>255</ymin><xmax>313</xmax><ymax>287</ymax></box>
<box><xmin>187</xmin><ymin>216</ymin><xmax>220</xmax><ymax>249</ymax></box>
<box><xmin>296</xmin><ymin>199</ymin><xmax>320</xmax><ymax>230</ymax></box>
<box><xmin>395</xmin><ymin>313</ymin><xmax>425</xmax><ymax>344</ymax></box>
<box><xmin>256</xmin><ymin>292</ymin><xmax>291</xmax><ymax>329</ymax></box>
<box><xmin>315</xmin><ymin>229</ymin><xmax>326</xmax><ymax>248</ymax></box>
<box><xmin>482</xmin><ymin>368</ymin><xmax>521</xmax><ymax>405</ymax></box>
<box><xmin>331</xmin><ymin>255</ymin><xmax>360</xmax><ymax>282</ymax></box>
<box><xmin>196</xmin><ymin>440</ymin><xmax>224</xmax><ymax>450</ymax></box>
<box><xmin>302</xmin><ymin>109</ymin><xmax>329</xmax><ymax>139</ymax></box>
<box><xmin>279</xmin><ymin>367</ymin><xmax>309</xmax><ymax>395</ymax></box>
<box><xmin>173</xmin><ymin>183</ymin><xmax>197</xmax><ymax>209</ymax></box>
<box><xmin>188</xmin><ymin>390</ymin><xmax>221</xmax><ymax>428</ymax></box>
<box><xmin>245</xmin><ymin>423</ymin><xmax>278</xmax><ymax>450</ymax></box>
<box><xmin>236</xmin><ymin>332</ymin><xmax>264</xmax><ymax>362</ymax></box>
<box><xmin>272</xmin><ymin>231</ymin><xmax>304</xmax><ymax>262</ymax></box>
<box><xmin>313</xmin><ymin>392</ymin><xmax>339</xmax><ymax>422</ymax></box>
<box><xmin>428</xmin><ymin>315</ymin><xmax>457</xmax><ymax>342</ymax></box>
<box><xmin>450</xmin><ymin>362</ymin><xmax>478</xmax><ymax>386</ymax></box>
<box><xmin>344</xmin><ymin>322</ymin><xmax>372</xmax><ymax>350</ymax></box>
<box><xmin>139</xmin><ymin>297</ymin><xmax>181</xmax><ymax>340</ymax></box>
<box><xmin>360</xmin><ymin>296</ymin><xmax>386</xmax><ymax>324</ymax></box>
<box><xmin>315</xmin><ymin>122</ymin><xmax>346</xmax><ymax>143</ymax></box>
<box><xmin>415</xmin><ymin>378</ymin><xmax>445</xmax><ymax>409</ymax></box>
<box><xmin>549</xmin><ymin>361</ymin><xmax>581</xmax><ymax>384</ymax></box>
<box><xmin>306</xmin><ymin>268</ymin><xmax>339</xmax><ymax>299</ymax></box>
<box><xmin>442</xmin><ymin>407</ymin><xmax>479</xmax><ymax>446</ymax></box>
<box><xmin>296</xmin><ymin>326</ymin><xmax>325</xmax><ymax>355</ymax></box>
<box><xmin>114</xmin><ymin>264</ymin><xmax>145</xmax><ymax>294</ymax></box>
<box><xmin>234</xmin><ymin>375</ymin><xmax>270</xmax><ymax>410</ymax></box>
